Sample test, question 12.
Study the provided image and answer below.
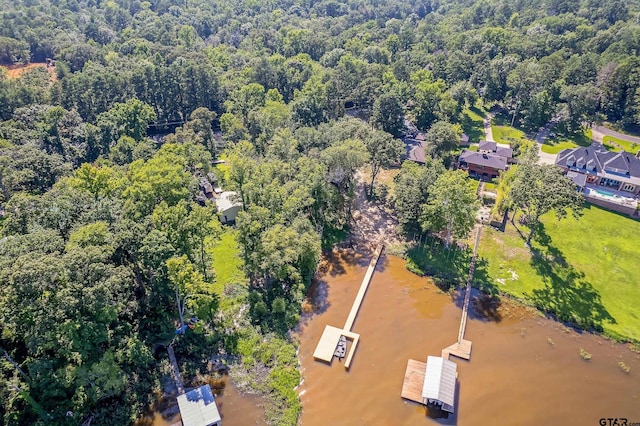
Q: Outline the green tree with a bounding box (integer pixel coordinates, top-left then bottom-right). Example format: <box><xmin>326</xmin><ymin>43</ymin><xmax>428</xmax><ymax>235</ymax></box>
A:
<box><xmin>97</xmin><ymin>99</ymin><xmax>156</xmax><ymax>152</ymax></box>
<box><xmin>421</xmin><ymin>170</ymin><xmax>478</xmax><ymax>248</ymax></box>
<box><xmin>393</xmin><ymin>159</ymin><xmax>445</xmax><ymax>236</ymax></box>
<box><xmin>425</xmin><ymin>121</ymin><xmax>462</xmax><ymax>160</ymax></box>
<box><xmin>507</xmin><ymin>155</ymin><xmax>584</xmax><ymax>244</ymax></box>
<box><xmin>167</xmin><ymin>255</ymin><xmax>218</xmax><ymax>329</ymax></box>
<box><xmin>364</xmin><ymin>130</ymin><xmax>405</xmax><ymax>195</ymax></box>
<box><xmin>371</xmin><ymin>92</ymin><xmax>405</xmax><ymax>137</ymax></box>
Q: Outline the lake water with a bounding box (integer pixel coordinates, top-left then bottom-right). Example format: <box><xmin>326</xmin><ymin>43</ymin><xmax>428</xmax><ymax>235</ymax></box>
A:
<box><xmin>296</xmin><ymin>251</ymin><xmax>640</xmax><ymax>425</ymax></box>
<box><xmin>140</xmin><ymin>377</ymin><xmax>266</xmax><ymax>426</ymax></box>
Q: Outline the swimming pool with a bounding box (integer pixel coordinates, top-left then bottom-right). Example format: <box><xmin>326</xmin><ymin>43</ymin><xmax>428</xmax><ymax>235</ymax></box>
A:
<box><xmin>593</xmin><ymin>188</ymin><xmax>617</xmax><ymax>197</ymax></box>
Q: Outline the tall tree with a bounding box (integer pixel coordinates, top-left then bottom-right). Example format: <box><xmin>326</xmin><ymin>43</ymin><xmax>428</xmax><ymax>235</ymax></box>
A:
<box><xmin>371</xmin><ymin>92</ymin><xmax>405</xmax><ymax>137</ymax></box>
<box><xmin>393</xmin><ymin>159</ymin><xmax>445</xmax><ymax>236</ymax></box>
<box><xmin>364</xmin><ymin>130</ymin><xmax>405</xmax><ymax>195</ymax></box>
<box><xmin>425</xmin><ymin>121</ymin><xmax>462</xmax><ymax>161</ymax></box>
<box><xmin>507</xmin><ymin>152</ymin><xmax>584</xmax><ymax>244</ymax></box>
<box><xmin>421</xmin><ymin>170</ymin><xmax>478</xmax><ymax>248</ymax></box>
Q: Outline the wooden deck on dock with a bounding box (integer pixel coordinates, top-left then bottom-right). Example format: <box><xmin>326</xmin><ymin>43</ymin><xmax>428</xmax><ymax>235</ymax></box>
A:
<box><xmin>401</xmin><ymin>359</ymin><xmax>426</xmax><ymax>404</ymax></box>
<box><xmin>442</xmin><ymin>339</ymin><xmax>472</xmax><ymax>360</ymax></box>
<box><xmin>312</xmin><ymin>244</ymin><xmax>384</xmax><ymax>369</ymax></box>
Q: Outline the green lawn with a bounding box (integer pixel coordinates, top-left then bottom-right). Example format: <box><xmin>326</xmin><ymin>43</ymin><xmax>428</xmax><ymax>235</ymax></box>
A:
<box><xmin>461</xmin><ymin>107</ymin><xmax>486</xmax><ymax>143</ymax></box>
<box><xmin>541</xmin><ymin>128</ymin><xmax>592</xmax><ymax>154</ymax></box>
<box><xmin>483</xmin><ymin>181</ymin><xmax>497</xmax><ymax>192</ymax></box>
<box><xmin>209</xmin><ymin>229</ymin><xmax>247</xmax><ymax>295</ymax></box>
<box><xmin>603</xmin><ymin>135</ymin><xmax>640</xmax><ymax>154</ymax></box>
<box><xmin>477</xmin><ymin>205</ymin><xmax>640</xmax><ymax>342</ymax></box>
<box><xmin>492</xmin><ymin>125</ymin><xmax>528</xmax><ymax>145</ymax></box>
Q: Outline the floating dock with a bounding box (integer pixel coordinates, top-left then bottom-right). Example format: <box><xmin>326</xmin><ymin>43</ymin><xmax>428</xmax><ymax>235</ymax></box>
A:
<box><xmin>312</xmin><ymin>244</ymin><xmax>384</xmax><ymax>369</ymax></box>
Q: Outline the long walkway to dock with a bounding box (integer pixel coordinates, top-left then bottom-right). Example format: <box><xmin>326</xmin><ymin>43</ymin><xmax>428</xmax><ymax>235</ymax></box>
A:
<box><xmin>313</xmin><ymin>244</ymin><xmax>385</xmax><ymax>369</ymax></box>
<box><xmin>167</xmin><ymin>345</ymin><xmax>185</xmax><ymax>395</ymax></box>
<box><xmin>442</xmin><ymin>223</ymin><xmax>483</xmax><ymax>360</ymax></box>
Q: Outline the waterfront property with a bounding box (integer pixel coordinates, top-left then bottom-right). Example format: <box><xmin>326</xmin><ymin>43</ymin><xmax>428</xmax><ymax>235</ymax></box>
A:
<box><xmin>555</xmin><ymin>144</ymin><xmax>640</xmax><ymax>216</ymax></box>
<box><xmin>458</xmin><ymin>141</ymin><xmax>513</xmax><ymax>179</ymax></box>
<box><xmin>556</xmin><ymin>144</ymin><xmax>640</xmax><ymax>195</ymax></box>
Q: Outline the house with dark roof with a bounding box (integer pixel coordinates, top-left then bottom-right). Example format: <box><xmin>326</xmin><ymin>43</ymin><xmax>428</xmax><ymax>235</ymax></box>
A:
<box><xmin>478</xmin><ymin>140</ymin><xmax>514</xmax><ymax>162</ymax></box>
<box><xmin>404</xmin><ymin>133</ymin><xmax>471</xmax><ymax>165</ymax></box>
<box><xmin>458</xmin><ymin>151</ymin><xmax>507</xmax><ymax>179</ymax></box>
<box><xmin>457</xmin><ymin>140</ymin><xmax>512</xmax><ymax>180</ymax></box>
<box><xmin>555</xmin><ymin>145</ymin><xmax>640</xmax><ymax>196</ymax></box>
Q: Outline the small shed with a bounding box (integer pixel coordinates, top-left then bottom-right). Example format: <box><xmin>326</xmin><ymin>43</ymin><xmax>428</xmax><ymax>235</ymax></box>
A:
<box><xmin>215</xmin><ymin>191</ymin><xmax>242</xmax><ymax>224</ymax></box>
<box><xmin>177</xmin><ymin>385</ymin><xmax>221</xmax><ymax>426</ymax></box>
<box><xmin>422</xmin><ymin>356</ymin><xmax>457</xmax><ymax>413</ymax></box>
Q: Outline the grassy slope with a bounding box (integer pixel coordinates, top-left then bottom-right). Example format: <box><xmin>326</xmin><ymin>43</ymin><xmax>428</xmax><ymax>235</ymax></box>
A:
<box><xmin>478</xmin><ymin>205</ymin><xmax>640</xmax><ymax>342</ymax></box>
<box><xmin>210</xmin><ymin>229</ymin><xmax>301</xmax><ymax>425</ymax></box>
<box><xmin>210</xmin><ymin>228</ymin><xmax>247</xmax><ymax>296</ymax></box>
<box><xmin>603</xmin><ymin>135</ymin><xmax>640</xmax><ymax>154</ymax></box>
<box><xmin>492</xmin><ymin>125</ymin><xmax>527</xmax><ymax>144</ymax></box>
<box><xmin>541</xmin><ymin>128</ymin><xmax>592</xmax><ymax>154</ymax></box>
<box><xmin>461</xmin><ymin>107</ymin><xmax>486</xmax><ymax>143</ymax></box>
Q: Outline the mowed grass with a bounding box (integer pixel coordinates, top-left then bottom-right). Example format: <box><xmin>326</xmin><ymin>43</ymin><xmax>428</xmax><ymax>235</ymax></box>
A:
<box><xmin>461</xmin><ymin>107</ymin><xmax>486</xmax><ymax>143</ymax></box>
<box><xmin>492</xmin><ymin>125</ymin><xmax>528</xmax><ymax>145</ymax></box>
<box><xmin>541</xmin><ymin>128</ymin><xmax>592</xmax><ymax>154</ymax></box>
<box><xmin>603</xmin><ymin>135</ymin><xmax>640</xmax><ymax>154</ymax></box>
<box><xmin>209</xmin><ymin>228</ymin><xmax>247</xmax><ymax>295</ymax></box>
<box><xmin>478</xmin><ymin>205</ymin><xmax>640</xmax><ymax>342</ymax></box>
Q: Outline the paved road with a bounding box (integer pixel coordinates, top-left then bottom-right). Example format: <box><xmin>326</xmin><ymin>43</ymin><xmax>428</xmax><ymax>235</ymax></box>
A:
<box><xmin>591</xmin><ymin>125</ymin><xmax>640</xmax><ymax>144</ymax></box>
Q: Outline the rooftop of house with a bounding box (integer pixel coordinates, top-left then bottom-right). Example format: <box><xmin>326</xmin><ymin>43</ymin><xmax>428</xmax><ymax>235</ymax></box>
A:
<box><xmin>567</xmin><ymin>170</ymin><xmax>587</xmax><ymax>187</ymax></box>
<box><xmin>215</xmin><ymin>191</ymin><xmax>242</xmax><ymax>213</ymax></box>
<box><xmin>459</xmin><ymin>150</ymin><xmax>508</xmax><ymax>170</ymax></box>
<box><xmin>556</xmin><ymin>144</ymin><xmax>640</xmax><ymax>185</ymax></box>
<box><xmin>478</xmin><ymin>140</ymin><xmax>513</xmax><ymax>158</ymax></box>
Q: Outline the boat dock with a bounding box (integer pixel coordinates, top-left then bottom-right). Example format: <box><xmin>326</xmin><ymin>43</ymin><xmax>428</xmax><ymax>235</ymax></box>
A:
<box><xmin>401</xmin><ymin>359</ymin><xmax>427</xmax><ymax>403</ymax></box>
<box><xmin>313</xmin><ymin>244</ymin><xmax>384</xmax><ymax>369</ymax></box>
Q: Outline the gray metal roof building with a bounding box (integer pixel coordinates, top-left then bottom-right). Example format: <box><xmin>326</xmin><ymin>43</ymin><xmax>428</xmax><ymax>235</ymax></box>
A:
<box><xmin>421</xmin><ymin>356</ymin><xmax>457</xmax><ymax>413</ymax></box>
<box><xmin>177</xmin><ymin>385</ymin><xmax>221</xmax><ymax>426</ymax></box>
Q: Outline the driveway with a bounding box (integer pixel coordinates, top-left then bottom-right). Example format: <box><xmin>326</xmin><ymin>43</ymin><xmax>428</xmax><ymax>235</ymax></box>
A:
<box><xmin>591</xmin><ymin>126</ymin><xmax>640</xmax><ymax>144</ymax></box>
<box><xmin>483</xmin><ymin>112</ymin><xmax>495</xmax><ymax>142</ymax></box>
<box><xmin>532</xmin><ymin>118</ymin><xmax>561</xmax><ymax>165</ymax></box>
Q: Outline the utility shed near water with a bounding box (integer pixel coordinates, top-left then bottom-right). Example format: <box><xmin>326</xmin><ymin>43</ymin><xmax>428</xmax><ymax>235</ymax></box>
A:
<box><xmin>177</xmin><ymin>385</ymin><xmax>222</xmax><ymax>426</ymax></box>
<box><xmin>422</xmin><ymin>356</ymin><xmax>457</xmax><ymax>413</ymax></box>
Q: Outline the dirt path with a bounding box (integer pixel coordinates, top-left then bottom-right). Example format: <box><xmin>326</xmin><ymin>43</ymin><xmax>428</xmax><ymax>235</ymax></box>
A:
<box><xmin>349</xmin><ymin>171</ymin><xmax>400</xmax><ymax>250</ymax></box>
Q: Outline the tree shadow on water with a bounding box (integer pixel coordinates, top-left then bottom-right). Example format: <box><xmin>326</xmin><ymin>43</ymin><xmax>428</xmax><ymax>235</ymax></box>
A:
<box><xmin>468</xmin><ymin>256</ymin><xmax>503</xmax><ymax>322</ymax></box>
<box><xmin>529</xmin><ymin>224</ymin><xmax>615</xmax><ymax>332</ymax></box>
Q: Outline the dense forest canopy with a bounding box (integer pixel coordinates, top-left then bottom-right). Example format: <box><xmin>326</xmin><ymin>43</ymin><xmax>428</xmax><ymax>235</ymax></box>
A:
<box><xmin>0</xmin><ymin>0</ymin><xmax>639</xmax><ymax>424</ymax></box>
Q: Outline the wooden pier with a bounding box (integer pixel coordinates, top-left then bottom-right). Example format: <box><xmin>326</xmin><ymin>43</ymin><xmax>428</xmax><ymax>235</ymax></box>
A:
<box><xmin>313</xmin><ymin>244</ymin><xmax>384</xmax><ymax>369</ymax></box>
<box><xmin>167</xmin><ymin>345</ymin><xmax>185</xmax><ymax>395</ymax></box>
<box><xmin>441</xmin><ymin>224</ymin><xmax>482</xmax><ymax>361</ymax></box>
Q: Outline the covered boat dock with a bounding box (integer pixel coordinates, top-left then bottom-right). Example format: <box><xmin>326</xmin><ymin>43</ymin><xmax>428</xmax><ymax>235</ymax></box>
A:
<box><xmin>401</xmin><ymin>356</ymin><xmax>458</xmax><ymax>413</ymax></box>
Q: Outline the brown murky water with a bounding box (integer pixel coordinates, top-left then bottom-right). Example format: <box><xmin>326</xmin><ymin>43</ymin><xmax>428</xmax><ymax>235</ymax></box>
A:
<box><xmin>142</xmin><ymin>378</ymin><xmax>266</xmax><ymax>426</ymax></box>
<box><xmin>297</xmin><ymin>252</ymin><xmax>640</xmax><ymax>425</ymax></box>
